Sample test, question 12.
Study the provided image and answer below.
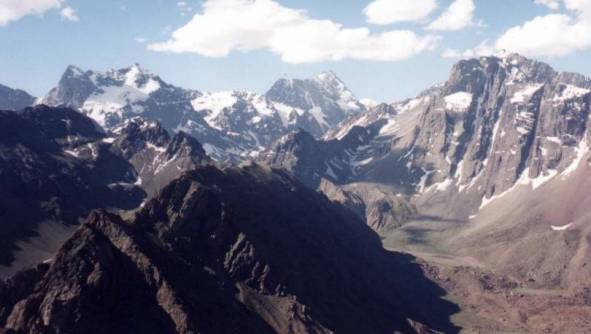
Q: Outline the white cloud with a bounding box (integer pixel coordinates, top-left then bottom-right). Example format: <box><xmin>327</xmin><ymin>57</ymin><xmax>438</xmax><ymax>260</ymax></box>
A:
<box><xmin>448</xmin><ymin>0</ymin><xmax>591</xmax><ymax>58</ymax></box>
<box><xmin>494</xmin><ymin>0</ymin><xmax>591</xmax><ymax>57</ymax></box>
<box><xmin>59</xmin><ymin>6</ymin><xmax>78</xmax><ymax>21</ymax></box>
<box><xmin>427</xmin><ymin>0</ymin><xmax>477</xmax><ymax>31</ymax></box>
<box><xmin>535</xmin><ymin>0</ymin><xmax>561</xmax><ymax>10</ymax></box>
<box><xmin>135</xmin><ymin>36</ymin><xmax>147</xmax><ymax>44</ymax></box>
<box><xmin>149</xmin><ymin>0</ymin><xmax>439</xmax><ymax>63</ymax></box>
<box><xmin>363</xmin><ymin>0</ymin><xmax>437</xmax><ymax>25</ymax></box>
<box><xmin>0</xmin><ymin>0</ymin><xmax>78</xmax><ymax>26</ymax></box>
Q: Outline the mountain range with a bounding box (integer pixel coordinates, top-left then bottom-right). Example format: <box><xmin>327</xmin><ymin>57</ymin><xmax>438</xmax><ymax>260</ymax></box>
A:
<box><xmin>2</xmin><ymin>52</ymin><xmax>591</xmax><ymax>332</ymax></box>
<box><xmin>39</xmin><ymin>65</ymin><xmax>365</xmax><ymax>161</ymax></box>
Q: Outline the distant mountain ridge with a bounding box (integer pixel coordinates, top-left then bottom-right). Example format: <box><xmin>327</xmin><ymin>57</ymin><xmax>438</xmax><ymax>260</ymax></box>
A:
<box><xmin>39</xmin><ymin>65</ymin><xmax>365</xmax><ymax>162</ymax></box>
<box><xmin>0</xmin><ymin>84</ymin><xmax>35</xmax><ymax>111</ymax></box>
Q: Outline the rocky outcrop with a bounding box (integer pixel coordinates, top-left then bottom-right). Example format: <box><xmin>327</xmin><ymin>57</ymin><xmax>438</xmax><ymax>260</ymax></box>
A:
<box><xmin>0</xmin><ymin>164</ymin><xmax>459</xmax><ymax>333</ymax></box>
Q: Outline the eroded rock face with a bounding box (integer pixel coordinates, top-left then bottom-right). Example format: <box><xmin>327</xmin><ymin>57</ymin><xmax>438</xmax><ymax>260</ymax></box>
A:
<box><xmin>0</xmin><ymin>165</ymin><xmax>459</xmax><ymax>333</ymax></box>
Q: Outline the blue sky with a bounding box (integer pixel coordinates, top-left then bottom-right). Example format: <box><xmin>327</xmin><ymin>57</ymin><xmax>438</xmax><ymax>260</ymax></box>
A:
<box><xmin>1</xmin><ymin>0</ymin><xmax>591</xmax><ymax>102</ymax></box>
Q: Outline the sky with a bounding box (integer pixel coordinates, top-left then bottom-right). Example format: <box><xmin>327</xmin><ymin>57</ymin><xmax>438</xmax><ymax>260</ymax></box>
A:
<box><xmin>1</xmin><ymin>0</ymin><xmax>591</xmax><ymax>102</ymax></box>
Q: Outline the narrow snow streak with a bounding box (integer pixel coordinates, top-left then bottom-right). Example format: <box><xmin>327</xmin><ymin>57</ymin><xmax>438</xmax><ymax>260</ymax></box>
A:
<box><xmin>551</xmin><ymin>223</ymin><xmax>573</xmax><ymax>231</ymax></box>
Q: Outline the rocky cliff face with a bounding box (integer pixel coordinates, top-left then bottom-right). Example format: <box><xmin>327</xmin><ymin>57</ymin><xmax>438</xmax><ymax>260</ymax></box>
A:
<box><xmin>0</xmin><ymin>84</ymin><xmax>35</xmax><ymax>111</ymax></box>
<box><xmin>40</xmin><ymin>65</ymin><xmax>364</xmax><ymax>162</ymax></box>
<box><xmin>264</xmin><ymin>53</ymin><xmax>591</xmax><ymax>219</ymax></box>
<box><xmin>0</xmin><ymin>164</ymin><xmax>458</xmax><ymax>334</ymax></box>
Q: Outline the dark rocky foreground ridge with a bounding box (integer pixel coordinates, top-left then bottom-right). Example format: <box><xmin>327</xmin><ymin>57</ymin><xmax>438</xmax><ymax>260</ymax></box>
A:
<box><xmin>0</xmin><ymin>164</ymin><xmax>459</xmax><ymax>334</ymax></box>
<box><xmin>0</xmin><ymin>106</ymin><xmax>143</xmax><ymax>265</ymax></box>
<box><xmin>0</xmin><ymin>105</ymin><xmax>209</xmax><ymax>272</ymax></box>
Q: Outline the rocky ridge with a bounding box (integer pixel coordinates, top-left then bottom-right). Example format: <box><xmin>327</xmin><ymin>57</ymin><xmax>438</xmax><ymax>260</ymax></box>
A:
<box><xmin>0</xmin><ymin>164</ymin><xmax>459</xmax><ymax>333</ymax></box>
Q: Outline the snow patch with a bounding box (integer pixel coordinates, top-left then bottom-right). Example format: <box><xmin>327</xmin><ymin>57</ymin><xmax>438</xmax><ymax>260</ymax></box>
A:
<box><xmin>551</xmin><ymin>223</ymin><xmax>573</xmax><ymax>231</ymax></box>
<box><xmin>124</xmin><ymin>65</ymin><xmax>161</xmax><ymax>95</ymax></box>
<box><xmin>511</xmin><ymin>84</ymin><xmax>543</xmax><ymax>104</ymax></box>
<box><xmin>82</xmin><ymin>86</ymin><xmax>150</xmax><ymax>127</ymax></box>
<box><xmin>192</xmin><ymin>91</ymin><xmax>238</xmax><ymax>130</ymax></box>
<box><xmin>480</xmin><ymin>167</ymin><xmax>558</xmax><ymax>210</ymax></box>
<box><xmin>417</xmin><ymin>169</ymin><xmax>435</xmax><ymax>193</ymax></box>
<box><xmin>379</xmin><ymin>118</ymin><xmax>398</xmax><ymax>137</ymax></box>
<box><xmin>554</xmin><ymin>85</ymin><xmax>590</xmax><ymax>102</ymax></box>
<box><xmin>272</xmin><ymin>102</ymin><xmax>300</xmax><ymax>127</ymax></box>
<box><xmin>444</xmin><ymin>92</ymin><xmax>472</xmax><ymax>111</ymax></box>
<box><xmin>519</xmin><ymin>168</ymin><xmax>558</xmax><ymax>190</ymax></box>
<box><xmin>146</xmin><ymin>142</ymin><xmax>166</xmax><ymax>153</ymax></box>
<box><xmin>562</xmin><ymin>133</ymin><xmax>589</xmax><ymax>178</ymax></box>
<box><xmin>63</xmin><ymin>149</ymin><xmax>80</xmax><ymax>157</ymax></box>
